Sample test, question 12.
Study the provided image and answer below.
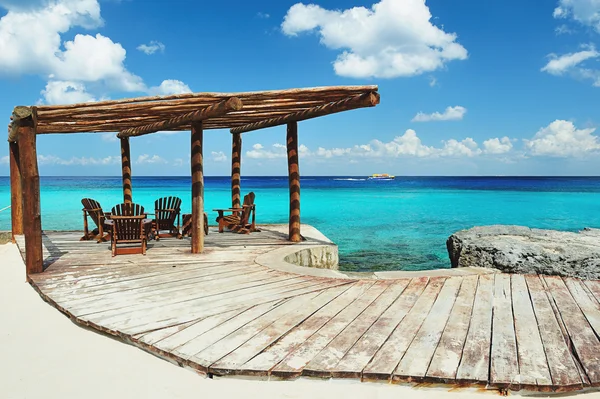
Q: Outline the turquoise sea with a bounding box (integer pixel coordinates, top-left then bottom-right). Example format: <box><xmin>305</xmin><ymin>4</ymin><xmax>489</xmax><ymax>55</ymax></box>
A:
<box><xmin>1</xmin><ymin>176</ymin><xmax>599</xmax><ymax>272</ymax></box>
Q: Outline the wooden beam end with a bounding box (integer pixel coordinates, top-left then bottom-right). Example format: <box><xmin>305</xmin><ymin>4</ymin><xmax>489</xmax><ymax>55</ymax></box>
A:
<box><xmin>369</xmin><ymin>92</ymin><xmax>380</xmax><ymax>106</ymax></box>
<box><xmin>13</xmin><ymin>106</ymin><xmax>33</xmax><ymax>120</ymax></box>
<box><xmin>226</xmin><ymin>97</ymin><xmax>243</xmax><ymax>111</ymax></box>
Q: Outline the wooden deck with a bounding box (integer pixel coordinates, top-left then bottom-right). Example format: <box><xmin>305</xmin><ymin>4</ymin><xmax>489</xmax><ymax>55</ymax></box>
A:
<box><xmin>16</xmin><ymin>228</ymin><xmax>600</xmax><ymax>393</ymax></box>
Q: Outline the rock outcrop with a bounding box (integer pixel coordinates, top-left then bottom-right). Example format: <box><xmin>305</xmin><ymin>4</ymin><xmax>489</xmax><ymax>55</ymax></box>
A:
<box><xmin>447</xmin><ymin>225</ymin><xmax>600</xmax><ymax>280</ymax></box>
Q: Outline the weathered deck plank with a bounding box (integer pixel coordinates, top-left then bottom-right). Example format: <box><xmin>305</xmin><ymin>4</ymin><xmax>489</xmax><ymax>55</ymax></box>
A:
<box><xmin>17</xmin><ymin>230</ymin><xmax>600</xmax><ymax>393</ymax></box>
<box><xmin>490</xmin><ymin>273</ymin><xmax>519</xmax><ymax>389</ymax></box>
<box><xmin>426</xmin><ymin>275</ymin><xmax>477</xmax><ymax>381</ymax></box>
<box><xmin>393</xmin><ymin>276</ymin><xmax>462</xmax><ymax>382</ymax></box>
<box><xmin>209</xmin><ymin>284</ymin><xmax>355</xmax><ymax>374</ymax></box>
<box><xmin>270</xmin><ymin>279</ymin><xmax>396</xmax><ymax>378</ymax></box>
<box><xmin>333</xmin><ymin>278</ymin><xmax>426</xmax><ymax>379</ymax></box>
<box><xmin>238</xmin><ymin>280</ymin><xmax>376</xmax><ymax>376</ymax></box>
<box><xmin>456</xmin><ymin>273</ymin><xmax>494</xmax><ymax>383</ymax></box>
<box><xmin>192</xmin><ymin>286</ymin><xmax>351</xmax><ymax>370</ymax></box>
<box><xmin>362</xmin><ymin>277</ymin><xmax>445</xmax><ymax>381</ymax></box>
<box><xmin>511</xmin><ymin>275</ymin><xmax>552</xmax><ymax>389</ymax></box>
<box><xmin>524</xmin><ymin>275</ymin><xmax>582</xmax><ymax>390</ymax></box>
<box><xmin>544</xmin><ymin>276</ymin><xmax>600</xmax><ymax>384</ymax></box>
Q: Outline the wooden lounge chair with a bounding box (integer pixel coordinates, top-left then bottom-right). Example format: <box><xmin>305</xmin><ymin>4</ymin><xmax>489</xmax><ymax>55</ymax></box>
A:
<box><xmin>213</xmin><ymin>192</ymin><xmax>259</xmax><ymax>234</ymax></box>
<box><xmin>152</xmin><ymin>196</ymin><xmax>182</xmax><ymax>240</ymax></box>
<box><xmin>80</xmin><ymin>198</ymin><xmax>111</xmax><ymax>242</ymax></box>
<box><xmin>106</xmin><ymin>203</ymin><xmax>152</xmax><ymax>257</ymax></box>
<box><xmin>181</xmin><ymin>213</ymin><xmax>209</xmax><ymax>237</ymax></box>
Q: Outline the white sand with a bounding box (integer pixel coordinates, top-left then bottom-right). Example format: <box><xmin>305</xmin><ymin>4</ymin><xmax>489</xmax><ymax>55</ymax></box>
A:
<box><xmin>1</xmin><ymin>242</ymin><xmax>597</xmax><ymax>399</ymax></box>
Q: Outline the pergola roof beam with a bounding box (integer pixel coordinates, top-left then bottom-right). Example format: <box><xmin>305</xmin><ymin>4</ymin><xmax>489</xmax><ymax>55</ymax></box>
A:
<box><xmin>117</xmin><ymin>97</ymin><xmax>242</xmax><ymax>138</ymax></box>
<box><xmin>230</xmin><ymin>92</ymin><xmax>380</xmax><ymax>134</ymax></box>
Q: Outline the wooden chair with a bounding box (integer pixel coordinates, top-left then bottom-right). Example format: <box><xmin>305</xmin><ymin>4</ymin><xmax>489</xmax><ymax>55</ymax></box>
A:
<box><xmin>213</xmin><ymin>192</ymin><xmax>259</xmax><ymax>234</ymax></box>
<box><xmin>80</xmin><ymin>198</ymin><xmax>111</xmax><ymax>242</ymax></box>
<box><xmin>107</xmin><ymin>203</ymin><xmax>152</xmax><ymax>257</ymax></box>
<box><xmin>181</xmin><ymin>213</ymin><xmax>209</xmax><ymax>237</ymax></box>
<box><xmin>152</xmin><ymin>196</ymin><xmax>182</xmax><ymax>240</ymax></box>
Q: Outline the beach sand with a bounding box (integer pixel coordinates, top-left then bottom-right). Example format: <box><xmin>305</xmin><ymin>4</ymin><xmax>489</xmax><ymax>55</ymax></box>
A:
<box><xmin>1</xmin><ymin>241</ymin><xmax>598</xmax><ymax>399</ymax></box>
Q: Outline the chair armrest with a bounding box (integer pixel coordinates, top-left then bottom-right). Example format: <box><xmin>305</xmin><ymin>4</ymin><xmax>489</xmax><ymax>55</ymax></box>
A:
<box><xmin>213</xmin><ymin>208</ymin><xmax>242</xmax><ymax>212</ymax></box>
<box><xmin>154</xmin><ymin>208</ymin><xmax>178</xmax><ymax>212</ymax></box>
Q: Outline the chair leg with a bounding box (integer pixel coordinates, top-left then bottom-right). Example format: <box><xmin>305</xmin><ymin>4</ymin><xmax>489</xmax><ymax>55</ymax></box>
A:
<box><xmin>142</xmin><ymin>239</ymin><xmax>146</xmax><ymax>255</ymax></box>
<box><xmin>81</xmin><ymin>212</ymin><xmax>89</xmax><ymax>241</ymax></box>
<box><xmin>111</xmin><ymin>240</ymin><xmax>116</xmax><ymax>257</ymax></box>
<box><xmin>219</xmin><ymin>219</ymin><xmax>225</xmax><ymax>233</ymax></box>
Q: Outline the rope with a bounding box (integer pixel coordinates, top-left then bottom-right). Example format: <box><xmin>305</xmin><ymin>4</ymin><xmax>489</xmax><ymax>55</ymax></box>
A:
<box><xmin>0</xmin><ymin>205</ymin><xmax>11</xmax><ymax>213</ymax></box>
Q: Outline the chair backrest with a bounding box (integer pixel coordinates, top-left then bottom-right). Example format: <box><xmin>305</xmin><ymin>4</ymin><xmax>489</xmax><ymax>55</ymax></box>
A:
<box><xmin>154</xmin><ymin>196</ymin><xmax>182</xmax><ymax>229</ymax></box>
<box><xmin>240</xmin><ymin>192</ymin><xmax>255</xmax><ymax>225</ymax></box>
<box><xmin>81</xmin><ymin>198</ymin><xmax>105</xmax><ymax>227</ymax></box>
<box><xmin>111</xmin><ymin>202</ymin><xmax>145</xmax><ymax>217</ymax></box>
<box><xmin>110</xmin><ymin>203</ymin><xmax>146</xmax><ymax>241</ymax></box>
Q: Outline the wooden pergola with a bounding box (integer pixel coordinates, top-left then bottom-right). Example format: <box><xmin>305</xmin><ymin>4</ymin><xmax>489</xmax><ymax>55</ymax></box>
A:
<box><xmin>7</xmin><ymin>85</ymin><xmax>380</xmax><ymax>275</ymax></box>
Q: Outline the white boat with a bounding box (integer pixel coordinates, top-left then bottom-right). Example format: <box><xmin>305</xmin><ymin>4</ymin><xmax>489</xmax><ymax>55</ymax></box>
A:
<box><xmin>368</xmin><ymin>173</ymin><xmax>395</xmax><ymax>181</ymax></box>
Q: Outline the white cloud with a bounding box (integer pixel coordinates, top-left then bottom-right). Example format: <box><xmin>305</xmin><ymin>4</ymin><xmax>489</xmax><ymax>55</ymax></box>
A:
<box><xmin>136</xmin><ymin>154</ymin><xmax>167</xmax><ymax>164</ymax></box>
<box><xmin>428</xmin><ymin>76</ymin><xmax>437</xmax><ymax>87</ymax></box>
<box><xmin>542</xmin><ymin>46</ymin><xmax>600</xmax><ymax>87</ymax></box>
<box><xmin>553</xmin><ymin>0</ymin><xmax>600</xmax><ymax>32</ymax></box>
<box><xmin>257</xmin><ymin>12</ymin><xmax>270</xmax><ymax>19</ymax></box>
<box><xmin>0</xmin><ymin>1</ymin><xmax>146</xmax><ymax>91</ymax></box>
<box><xmin>0</xmin><ymin>0</ymin><xmax>191</xmax><ymax>104</ymax></box>
<box><xmin>412</xmin><ymin>106</ymin><xmax>467</xmax><ymax>122</ymax></box>
<box><xmin>137</xmin><ymin>40</ymin><xmax>165</xmax><ymax>55</ymax></box>
<box><xmin>246</xmin><ymin>130</ymin><xmax>510</xmax><ymax>161</ymax></box>
<box><xmin>246</xmin><ymin>143</ymin><xmax>287</xmax><ymax>159</ymax></box>
<box><xmin>524</xmin><ymin>120</ymin><xmax>600</xmax><ymax>157</ymax></box>
<box><xmin>40</xmin><ymin>80</ymin><xmax>96</xmax><ymax>104</ymax></box>
<box><xmin>0</xmin><ymin>155</ymin><xmax>9</xmax><ymax>164</ymax></box>
<box><xmin>38</xmin><ymin>154</ymin><xmax>120</xmax><ymax>165</ymax></box>
<box><xmin>211</xmin><ymin>151</ymin><xmax>227</xmax><ymax>162</ymax></box>
<box><xmin>148</xmin><ymin>79</ymin><xmax>192</xmax><ymax>95</ymax></box>
<box><xmin>281</xmin><ymin>0</ymin><xmax>468</xmax><ymax>78</ymax></box>
<box><xmin>439</xmin><ymin>137</ymin><xmax>481</xmax><ymax>157</ymax></box>
<box><xmin>483</xmin><ymin>137</ymin><xmax>513</xmax><ymax>154</ymax></box>
<box><xmin>542</xmin><ymin>47</ymin><xmax>599</xmax><ymax>75</ymax></box>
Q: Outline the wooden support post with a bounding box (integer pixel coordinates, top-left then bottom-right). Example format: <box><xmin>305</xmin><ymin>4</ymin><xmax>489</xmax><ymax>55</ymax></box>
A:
<box><xmin>9</xmin><ymin>142</ymin><xmax>23</xmax><ymax>242</ymax></box>
<box><xmin>287</xmin><ymin>122</ymin><xmax>301</xmax><ymax>242</ymax></box>
<box><xmin>17</xmin><ymin>120</ymin><xmax>43</xmax><ymax>274</ymax></box>
<box><xmin>120</xmin><ymin>137</ymin><xmax>132</xmax><ymax>203</ymax></box>
<box><xmin>231</xmin><ymin>133</ymin><xmax>242</xmax><ymax>209</ymax></box>
<box><xmin>191</xmin><ymin>121</ymin><xmax>204</xmax><ymax>253</ymax></box>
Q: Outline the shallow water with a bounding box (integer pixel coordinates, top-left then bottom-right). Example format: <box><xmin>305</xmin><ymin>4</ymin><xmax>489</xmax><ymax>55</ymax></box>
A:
<box><xmin>1</xmin><ymin>176</ymin><xmax>599</xmax><ymax>272</ymax></box>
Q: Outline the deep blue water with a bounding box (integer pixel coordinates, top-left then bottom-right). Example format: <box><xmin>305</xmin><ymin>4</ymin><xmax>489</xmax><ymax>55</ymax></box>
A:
<box><xmin>1</xmin><ymin>176</ymin><xmax>599</xmax><ymax>272</ymax></box>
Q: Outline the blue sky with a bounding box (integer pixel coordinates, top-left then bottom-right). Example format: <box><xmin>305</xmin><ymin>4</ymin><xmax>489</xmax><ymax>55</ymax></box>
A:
<box><xmin>0</xmin><ymin>0</ymin><xmax>599</xmax><ymax>176</ymax></box>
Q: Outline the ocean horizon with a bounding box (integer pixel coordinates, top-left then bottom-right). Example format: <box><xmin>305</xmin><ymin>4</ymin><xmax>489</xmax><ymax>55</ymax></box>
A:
<box><xmin>2</xmin><ymin>175</ymin><xmax>600</xmax><ymax>272</ymax></box>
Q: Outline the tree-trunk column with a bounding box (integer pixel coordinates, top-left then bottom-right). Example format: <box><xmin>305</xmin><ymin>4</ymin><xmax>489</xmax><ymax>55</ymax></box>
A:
<box><xmin>191</xmin><ymin>121</ymin><xmax>204</xmax><ymax>253</ymax></box>
<box><xmin>9</xmin><ymin>141</ymin><xmax>23</xmax><ymax>242</ymax></box>
<box><xmin>18</xmin><ymin>123</ymin><xmax>43</xmax><ymax>274</ymax></box>
<box><xmin>287</xmin><ymin>122</ymin><xmax>301</xmax><ymax>242</ymax></box>
<box><xmin>231</xmin><ymin>133</ymin><xmax>242</xmax><ymax>209</ymax></box>
<box><xmin>120</xmin><ymin>137</ymin><xmax>132</xmax><ymax>204</ymax></box>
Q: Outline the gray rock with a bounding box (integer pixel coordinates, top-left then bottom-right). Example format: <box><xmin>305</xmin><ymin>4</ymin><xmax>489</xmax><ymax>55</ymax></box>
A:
<box><xmin>447</xmin><ymin>225</ymin><xmax>600</xmax><ymax>280</ymax></box>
